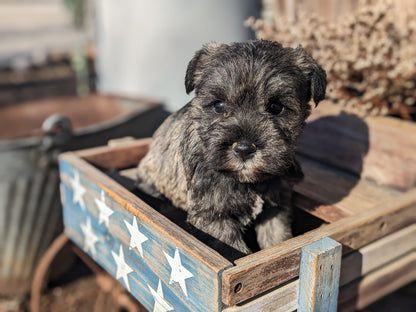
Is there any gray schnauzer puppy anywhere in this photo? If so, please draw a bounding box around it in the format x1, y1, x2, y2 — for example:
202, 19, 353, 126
136, 40, 326, 255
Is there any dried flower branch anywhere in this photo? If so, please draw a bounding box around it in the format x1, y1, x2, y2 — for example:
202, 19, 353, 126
247, 0, 416, 119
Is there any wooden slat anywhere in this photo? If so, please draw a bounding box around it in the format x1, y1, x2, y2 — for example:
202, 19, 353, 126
298, 103, 416, 191
221, 189, 416, 306
298, 238, 342, 312
74, 138, 152, 170
293, 196, 349, 223
363, 116, 416, 191
294, 156, 400, 218
223, 280, 299, 312
59, 153, 232, 312
340, 224, 416, 286
338, 251, 416, 311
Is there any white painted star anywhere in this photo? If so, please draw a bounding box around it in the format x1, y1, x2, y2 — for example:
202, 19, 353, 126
69, 171, 86, 210
94, 190, 114, 227
148, 279, 174, 312
111, 245, 133, 291
80, 218, 99, 257
163, 248, 194, 297
124, 217, 148, 258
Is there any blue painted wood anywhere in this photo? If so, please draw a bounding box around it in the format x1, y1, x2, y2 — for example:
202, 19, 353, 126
59, 156, 231, 312
298, 237, 342, 312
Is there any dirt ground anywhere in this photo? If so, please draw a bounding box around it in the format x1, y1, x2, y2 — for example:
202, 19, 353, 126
0, 255, 145, 312
0, 276, 98, 312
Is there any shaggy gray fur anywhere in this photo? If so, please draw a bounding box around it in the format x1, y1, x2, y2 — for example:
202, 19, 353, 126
136, 40, 326, 254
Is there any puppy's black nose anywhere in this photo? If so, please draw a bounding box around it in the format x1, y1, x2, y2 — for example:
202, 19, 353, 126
232, 141, 256, 160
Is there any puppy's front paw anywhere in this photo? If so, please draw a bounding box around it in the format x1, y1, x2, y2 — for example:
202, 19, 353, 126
229, 239, 252, 255
187, 211, 252, 254
255, 210, 293, 249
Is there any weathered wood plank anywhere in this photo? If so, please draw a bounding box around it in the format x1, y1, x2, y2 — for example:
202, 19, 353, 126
59, 152, 232, 312
222, 189, 416, 306
298, 238, 342, 312
74, 138, 152, 170
340, 224, 416, 286
293, 195, 349, 223
223, 280, 299, 312
338, 251, 416, 311
295, 156, 400, 217
298, 102, 416, 190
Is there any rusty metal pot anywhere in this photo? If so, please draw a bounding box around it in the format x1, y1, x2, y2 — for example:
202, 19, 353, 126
0, 94, 168, 296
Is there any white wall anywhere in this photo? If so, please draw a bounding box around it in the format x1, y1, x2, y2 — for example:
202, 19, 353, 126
94, 0, 259, 111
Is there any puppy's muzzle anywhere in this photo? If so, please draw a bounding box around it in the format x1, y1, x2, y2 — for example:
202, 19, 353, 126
232, 141, 257, 161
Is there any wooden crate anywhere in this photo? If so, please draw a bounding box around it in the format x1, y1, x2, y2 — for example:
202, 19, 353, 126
59, 103, 416, 311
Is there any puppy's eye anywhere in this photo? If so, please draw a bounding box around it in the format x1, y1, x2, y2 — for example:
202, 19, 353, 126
213, 101, 227, 114
268, 101, 284, 115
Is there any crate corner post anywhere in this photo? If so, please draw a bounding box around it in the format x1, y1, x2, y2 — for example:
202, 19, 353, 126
298, 237, 342, 312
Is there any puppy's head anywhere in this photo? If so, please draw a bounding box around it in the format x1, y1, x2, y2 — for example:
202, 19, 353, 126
185, 40, 326, 183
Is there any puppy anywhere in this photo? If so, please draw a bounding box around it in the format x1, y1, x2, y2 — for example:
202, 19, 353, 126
136, 40, 326, 255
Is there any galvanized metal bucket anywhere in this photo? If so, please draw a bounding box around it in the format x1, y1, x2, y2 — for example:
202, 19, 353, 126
0, 94, 168, 296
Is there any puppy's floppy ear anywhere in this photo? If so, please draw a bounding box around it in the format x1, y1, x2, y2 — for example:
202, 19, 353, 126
295, 45, 327, 106
185, 42, 218, 94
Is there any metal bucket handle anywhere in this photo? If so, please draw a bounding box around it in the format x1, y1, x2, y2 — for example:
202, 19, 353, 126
38, 114, 73, 168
